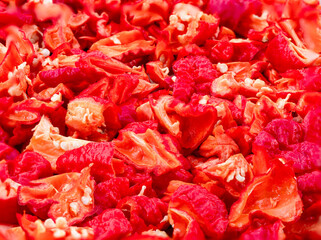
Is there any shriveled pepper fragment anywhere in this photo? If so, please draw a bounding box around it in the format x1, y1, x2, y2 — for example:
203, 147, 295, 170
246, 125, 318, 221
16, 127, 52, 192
19, 213, 94, 240
169, 184, 228, 239
10, 151, 53, 185
65, 96, 121, 140
150, 94, 217, 150
229, 161, 303, 229
117, 195, 168, 233
87, 209, 132, 240
25, 116, 90, 170
56, 142, 117, 182
197, 154, 253, 197
90, 30, 155, 62
18, 166, 95, 224
114, 129, 183, 176
0, 178, 20, 224
265, 33, 319, 73
168, 208, 205, 240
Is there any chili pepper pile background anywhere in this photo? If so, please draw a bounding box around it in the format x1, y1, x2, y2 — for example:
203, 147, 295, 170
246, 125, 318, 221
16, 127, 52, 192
0, 0, 321, 239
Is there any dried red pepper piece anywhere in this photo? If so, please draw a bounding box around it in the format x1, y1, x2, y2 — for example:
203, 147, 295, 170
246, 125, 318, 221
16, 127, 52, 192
264, 119, 304, 150
281, 142, 321, 174
76, 51, 145, 79
303, 107, 321, 145
168, 208, 205, 240
94, 177, 130, 212
43, 25, 79, 51
0, 178, 19, 224
172, 55, 219, 101
121, 0, 169, 27
56, 142, 115, 182
18, 167, 95, 224
150, 94, 217, 150
65, 96, 121, 140
197, 154, 253, 197
206, 0, 262, 32
169, 184, 228, 239
265, 33, 319, 73
229, 161, 303, 229
238, 212, 286, 240
284, 200, 321, 239
18, 213, 94, 240
25, 116, 90, 170
90, 30, 155, 62
0, 43, 23, 80
117, 195, 168, 233
297, 170, 321, 195
114, 129, 183, 176
87, 209, 132, 240
10, 151, 52, 185
199, 125, 240, 160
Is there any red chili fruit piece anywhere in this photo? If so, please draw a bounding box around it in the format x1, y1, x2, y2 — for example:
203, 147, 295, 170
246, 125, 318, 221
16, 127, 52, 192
56, 142, 115, 182
87, 209, 132, 240
169, 184, 228, 239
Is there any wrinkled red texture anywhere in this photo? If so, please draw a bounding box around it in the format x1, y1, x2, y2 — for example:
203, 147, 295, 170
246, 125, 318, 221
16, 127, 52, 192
264, 119, 304, 150
206, 0, 262, 30
39, 67, 91, 92
0, 142, 19, 161
108, 74, 139, 105
265, 33, 317, 72
56, 142, 115, 182
117, 195, 168, 233
94, 177, 130, 212
10, 151, 52, 185
169, 184, 228, 239
284, 66, 321, 91
303, 107, 321, 145
297, 171, 321, 193
281, 142, 321, 174
150, 94, 217, 150
114, 128, 184, 176
172, 55, 219, 101
88, 209, 132, 240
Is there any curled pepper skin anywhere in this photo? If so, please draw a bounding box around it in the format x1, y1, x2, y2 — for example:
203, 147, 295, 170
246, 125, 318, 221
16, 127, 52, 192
1, 0, 321, 239
169, 184, 228, 239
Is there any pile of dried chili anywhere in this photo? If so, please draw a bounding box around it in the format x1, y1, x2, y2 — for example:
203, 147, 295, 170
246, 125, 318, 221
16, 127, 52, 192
0, 0, 320, 239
